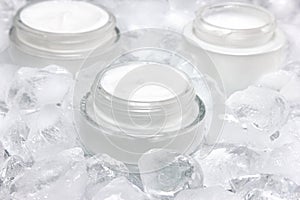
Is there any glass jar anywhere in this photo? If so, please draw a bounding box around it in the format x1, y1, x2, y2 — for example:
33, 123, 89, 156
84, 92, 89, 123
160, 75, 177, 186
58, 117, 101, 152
80, 61, 206, 165
74, 29, 226, 165
9, 0, 118, 74
184, 2, 286, 94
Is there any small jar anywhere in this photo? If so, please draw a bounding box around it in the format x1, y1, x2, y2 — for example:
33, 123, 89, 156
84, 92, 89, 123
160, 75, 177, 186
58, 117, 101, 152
79, 61, 206, 165
9, 0, 118, 74
184, 2, 286, 94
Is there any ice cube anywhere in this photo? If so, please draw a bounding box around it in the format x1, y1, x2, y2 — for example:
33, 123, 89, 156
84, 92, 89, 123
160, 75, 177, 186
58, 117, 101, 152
175, 186, 241, 200
0, 0, 26, 28
128, 172, 144, 191
194, 144, 260, 189
164, 11, 194, 31
226, 86, 290, 133
85, 153, 129, 199
91, 177, 149, 200
28, 162, 88, 200
257, 70, 296, 91
230, 174, 300, 200
0, 0, 26, 52
138, 149, 203, 198
284, 61, 300, 77
0, 113, 33, 164
281, 24, 300, 63
253, 0, 300, 21
169, 0, 203, 13
111, 0, 169, 31
7, 65, 73, 112
280, 76, 300, 112
0, 64, 18, 103
258, 142, 300, 185
0, 155, 25, 198
0, 22, 9, 53
0, 140, 8, 165
0, 155, 25, 183
220, 113, 299, 151
24, 104, 77, 160
12, 147, 85, 199
0, 0, 26, 53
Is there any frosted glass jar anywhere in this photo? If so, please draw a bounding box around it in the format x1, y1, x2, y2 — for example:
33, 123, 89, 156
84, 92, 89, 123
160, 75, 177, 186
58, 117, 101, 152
74, 29, 226, 165
79, 61, 206, 165
184, 2, 286, 94
9, 0, 118, 74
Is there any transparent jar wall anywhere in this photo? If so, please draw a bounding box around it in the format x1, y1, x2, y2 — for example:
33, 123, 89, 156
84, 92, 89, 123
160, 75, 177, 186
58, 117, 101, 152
73, 29, 226, 165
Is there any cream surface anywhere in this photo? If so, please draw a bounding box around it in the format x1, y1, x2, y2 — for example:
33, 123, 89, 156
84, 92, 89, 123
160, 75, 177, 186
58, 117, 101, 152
20, 1, 109, 33
205, 9, 267, 29
100, 62, 191, 102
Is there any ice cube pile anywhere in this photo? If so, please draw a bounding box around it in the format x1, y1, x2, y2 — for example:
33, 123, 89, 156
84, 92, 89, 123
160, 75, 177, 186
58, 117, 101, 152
1, 0, 300, 199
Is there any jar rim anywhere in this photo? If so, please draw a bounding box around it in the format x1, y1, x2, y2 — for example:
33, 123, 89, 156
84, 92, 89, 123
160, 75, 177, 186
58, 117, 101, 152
14, 0, 115, 35
193, 2, 277, 48
195, 2, 276, 32
10, 0, 118, 59
92, 61, 195, 104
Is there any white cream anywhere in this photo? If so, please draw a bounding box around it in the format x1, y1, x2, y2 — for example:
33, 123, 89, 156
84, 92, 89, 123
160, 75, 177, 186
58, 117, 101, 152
20, 1, 110, 33
205, 10, 267, 29
100, 62, 190, 102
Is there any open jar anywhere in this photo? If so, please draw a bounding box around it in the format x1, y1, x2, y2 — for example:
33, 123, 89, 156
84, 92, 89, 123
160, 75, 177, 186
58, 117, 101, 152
9, 0, 118, 74
184, 2, 286, 94
74, 29, 226, 165
79, 61, 206, 164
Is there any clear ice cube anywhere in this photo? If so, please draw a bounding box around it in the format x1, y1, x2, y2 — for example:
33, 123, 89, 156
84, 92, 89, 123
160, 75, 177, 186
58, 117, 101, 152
0, 22, 9, 53
175, 186, 242, 200
0, 140, 8, 165
27, 162, 88, 200
280, 76, 300, 112
0, 64, 18, 102
85, 153, 129, 199
0, 0, 26, 28
138, 149, 203, 198
194, 144, 260, 189
0, 0, 26, 53
283, 61, 300, 77
0, 155, 25, 198
257, 70, 296, 91
24, 104, 77, 160
220, 113, 299, 151
0, 155, 25, 184
91, 177, 149, 200
226, 86, 290, 133
253, 0, 300, 21
7, 65, 73, 112
111, 0, 169, 31
0, 113, 33, 164
230, 174, 300, 200
258, 142, 300, 185
12, 147, 85, 199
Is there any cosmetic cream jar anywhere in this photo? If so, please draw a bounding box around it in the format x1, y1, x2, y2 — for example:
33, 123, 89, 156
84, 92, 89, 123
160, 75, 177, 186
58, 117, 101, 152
74, 29, 226, 165
9, 0, 118, 74
79, 61, 206, 165
184, 2, 286, 94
